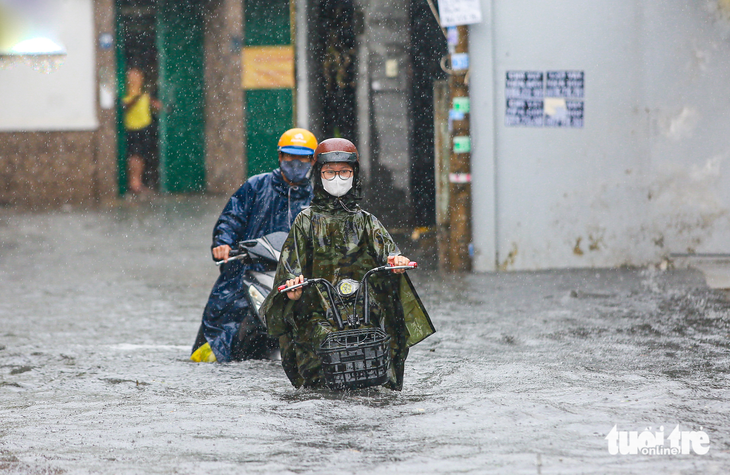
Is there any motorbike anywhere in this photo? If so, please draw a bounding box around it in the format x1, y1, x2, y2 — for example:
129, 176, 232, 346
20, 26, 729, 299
278, 261, 418, 390
193, 231, 287, 361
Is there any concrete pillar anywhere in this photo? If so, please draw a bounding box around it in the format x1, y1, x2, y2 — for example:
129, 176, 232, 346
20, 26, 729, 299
469, 0, 497, 272
204, 0, 245, 194
93, 0, 119, 204
295, 0, 310, 130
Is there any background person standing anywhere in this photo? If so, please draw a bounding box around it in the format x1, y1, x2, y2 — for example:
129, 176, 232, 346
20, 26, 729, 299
122, 67, 161, 194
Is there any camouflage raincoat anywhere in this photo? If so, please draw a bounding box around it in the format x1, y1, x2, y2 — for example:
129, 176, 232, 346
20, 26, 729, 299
261, 181, 435, 390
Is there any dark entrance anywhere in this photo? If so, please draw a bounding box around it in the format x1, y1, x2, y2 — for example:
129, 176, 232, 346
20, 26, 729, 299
116, 0, 206, 194
310, 0, 444, 228
409, 0, 447, 227
116, 0, 160, 193
314, 0, 357, 140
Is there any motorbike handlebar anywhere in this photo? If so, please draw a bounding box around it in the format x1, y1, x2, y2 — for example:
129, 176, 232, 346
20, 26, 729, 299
214, 248, 247, 266
277, 262, 417, 293
278, 279, 310, 293
387, 262, 417, 270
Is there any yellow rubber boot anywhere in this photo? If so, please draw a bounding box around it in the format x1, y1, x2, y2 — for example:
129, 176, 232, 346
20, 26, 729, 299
190, 342, 217, 363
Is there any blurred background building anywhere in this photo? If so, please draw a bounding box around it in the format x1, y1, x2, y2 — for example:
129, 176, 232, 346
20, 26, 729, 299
469, 1, 730, 271
1, 0, 729, 271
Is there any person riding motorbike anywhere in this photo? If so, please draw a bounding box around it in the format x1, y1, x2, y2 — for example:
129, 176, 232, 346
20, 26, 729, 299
260, 138, 435, 390
191, 128, 318, 363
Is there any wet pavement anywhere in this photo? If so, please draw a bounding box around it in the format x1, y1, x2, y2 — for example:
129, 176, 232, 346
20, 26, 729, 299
1, 196, 729, 474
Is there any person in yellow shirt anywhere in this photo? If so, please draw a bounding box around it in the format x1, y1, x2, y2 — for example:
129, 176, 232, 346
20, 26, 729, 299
122, 67, 162, 194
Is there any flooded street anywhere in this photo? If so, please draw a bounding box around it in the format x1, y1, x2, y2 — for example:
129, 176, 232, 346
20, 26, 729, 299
1, 197, 729, 474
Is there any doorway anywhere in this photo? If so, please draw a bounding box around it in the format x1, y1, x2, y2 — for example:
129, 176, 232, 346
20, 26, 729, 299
308, 0, 444, 228
315, 0, 357, 140
409, 0, 446, 227
116, 0, 206, 195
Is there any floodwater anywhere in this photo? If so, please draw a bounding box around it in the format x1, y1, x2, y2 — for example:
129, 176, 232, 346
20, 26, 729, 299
1, 197, 729, 474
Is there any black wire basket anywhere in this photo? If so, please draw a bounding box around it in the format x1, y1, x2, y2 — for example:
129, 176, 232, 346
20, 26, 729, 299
317, 327, 391, 390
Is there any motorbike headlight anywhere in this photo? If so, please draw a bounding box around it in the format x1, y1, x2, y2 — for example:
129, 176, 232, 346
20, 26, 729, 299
248, 285, 266, 313
336, 279, 359, 299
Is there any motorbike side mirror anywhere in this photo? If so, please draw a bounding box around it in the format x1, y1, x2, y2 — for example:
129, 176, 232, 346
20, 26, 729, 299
237, 240, 258, 252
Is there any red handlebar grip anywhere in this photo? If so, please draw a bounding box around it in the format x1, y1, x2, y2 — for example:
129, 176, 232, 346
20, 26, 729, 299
388, 261, 418, 268
278, 284, 287, 292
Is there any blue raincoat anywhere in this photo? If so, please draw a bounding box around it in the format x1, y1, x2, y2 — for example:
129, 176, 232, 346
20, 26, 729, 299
196, 169, 313, 362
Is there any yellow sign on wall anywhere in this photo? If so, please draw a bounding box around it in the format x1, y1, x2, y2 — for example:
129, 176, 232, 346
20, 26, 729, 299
242, 45, 295, 90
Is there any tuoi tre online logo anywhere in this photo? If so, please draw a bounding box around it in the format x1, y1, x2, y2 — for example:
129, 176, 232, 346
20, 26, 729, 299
606, 425, 710, 455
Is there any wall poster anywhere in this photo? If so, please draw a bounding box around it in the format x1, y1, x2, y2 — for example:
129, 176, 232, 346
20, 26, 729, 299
505, 70, 584, 128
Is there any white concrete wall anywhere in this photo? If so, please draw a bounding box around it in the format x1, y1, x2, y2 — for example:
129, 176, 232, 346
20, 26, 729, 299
0, 0, 97, 131
470, 0, 730, 271
643, 2, 730, 257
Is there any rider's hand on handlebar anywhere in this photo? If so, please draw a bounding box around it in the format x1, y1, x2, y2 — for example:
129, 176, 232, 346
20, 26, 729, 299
212, 244, 231, 262
388, 255, 410, 274
286, 275, 305, 300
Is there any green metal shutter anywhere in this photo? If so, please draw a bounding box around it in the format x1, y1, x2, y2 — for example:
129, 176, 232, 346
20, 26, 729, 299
244, 0, 294, 178
156, 0, 206, 192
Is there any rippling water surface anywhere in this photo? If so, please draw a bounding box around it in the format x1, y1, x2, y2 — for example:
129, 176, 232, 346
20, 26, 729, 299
1, 198, 728, 474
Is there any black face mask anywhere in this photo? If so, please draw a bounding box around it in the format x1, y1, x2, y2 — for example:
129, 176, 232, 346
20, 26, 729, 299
280, 160, 312, 184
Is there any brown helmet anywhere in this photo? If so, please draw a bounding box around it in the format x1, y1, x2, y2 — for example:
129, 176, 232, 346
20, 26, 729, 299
314, 138, 359, 165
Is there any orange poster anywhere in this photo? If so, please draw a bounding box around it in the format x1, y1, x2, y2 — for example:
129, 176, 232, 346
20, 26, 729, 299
242, 45, 295, 90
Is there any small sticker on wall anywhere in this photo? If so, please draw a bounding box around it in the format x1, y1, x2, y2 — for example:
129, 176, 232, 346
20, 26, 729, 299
451, 53, 469, 71
449, 173, 472, 183
449, 110, 465, 121
447, 27, 459, 46
453, 136, 471, 153
99, 33, 113, 50
452, 96, 470, 113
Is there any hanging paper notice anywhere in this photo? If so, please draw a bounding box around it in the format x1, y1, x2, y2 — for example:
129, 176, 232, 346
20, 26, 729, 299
545, 71, 584, 98
505, 70, 585, 128
505, 71, 544, 99
438, 0, 483, 27
544, 98, 584, 127
505, 99, 544, 127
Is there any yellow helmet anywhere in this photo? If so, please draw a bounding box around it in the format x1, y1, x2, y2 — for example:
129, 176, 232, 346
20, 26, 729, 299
277, 128, 317, 156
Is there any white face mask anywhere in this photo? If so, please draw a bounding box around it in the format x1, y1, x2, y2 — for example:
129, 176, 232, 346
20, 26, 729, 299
322, 175, 353, 197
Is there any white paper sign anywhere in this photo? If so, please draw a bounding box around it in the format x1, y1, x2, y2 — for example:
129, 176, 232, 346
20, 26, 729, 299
438, 0, 483, 27
100, 85, 116, 110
